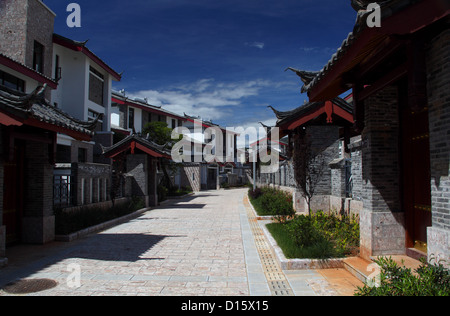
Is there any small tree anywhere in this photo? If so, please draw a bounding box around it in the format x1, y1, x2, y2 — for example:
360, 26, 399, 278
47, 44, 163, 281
142, 121, 174, 146
292, 128, 327, 217
142, 121, 178, 190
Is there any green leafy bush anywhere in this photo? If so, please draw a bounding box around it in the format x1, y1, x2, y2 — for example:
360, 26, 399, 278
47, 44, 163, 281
355, 257, 450, 296
55, 197, 145, 235
311, 211, 360, 256
268, 211, 360, 259
248, 187, 294, 221
286, 215, 325, 248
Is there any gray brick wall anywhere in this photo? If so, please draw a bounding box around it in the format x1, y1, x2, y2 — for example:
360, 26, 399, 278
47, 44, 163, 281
361, 86, 401, 213
25, 0, 54, 79
307, 125, 341, 196
349, 136, 363, 201
0, 0, 54, 79
126, 155, 148, 197
22, 139, 55, 244
427, 29, 450, 264
359, 85, 405, 259
427, 29, 450, 231
0, 0, 28, 64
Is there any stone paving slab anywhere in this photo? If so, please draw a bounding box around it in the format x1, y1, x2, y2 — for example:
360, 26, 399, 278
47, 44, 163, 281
0, 188, 361, 297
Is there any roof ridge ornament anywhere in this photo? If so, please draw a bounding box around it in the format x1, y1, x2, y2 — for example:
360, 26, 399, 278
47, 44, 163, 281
285, 68, 320, 93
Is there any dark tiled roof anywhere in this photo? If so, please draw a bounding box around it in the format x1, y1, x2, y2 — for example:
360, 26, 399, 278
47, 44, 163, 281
101, 133, 172, 158
0, 84, 98, 136
285, 68, 319, 93
269, 97, 352, 126
303, 0, 417, 95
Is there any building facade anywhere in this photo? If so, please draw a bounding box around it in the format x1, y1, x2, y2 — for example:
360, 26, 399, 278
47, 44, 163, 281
300, 0, 450, 264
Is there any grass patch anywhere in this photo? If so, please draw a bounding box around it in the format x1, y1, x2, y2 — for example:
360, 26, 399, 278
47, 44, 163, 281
267, 222, 337, 259
265, 211, 360, 260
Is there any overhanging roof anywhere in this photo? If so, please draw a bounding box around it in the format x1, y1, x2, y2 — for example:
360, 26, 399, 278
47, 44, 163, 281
112, 91, 186, 121
270, 97, 354, 132
53, 34, 122, 81
0, 84, 97, 141
102, 134, 172, 159
0, 53, 58, 89
303, 0, 450, 101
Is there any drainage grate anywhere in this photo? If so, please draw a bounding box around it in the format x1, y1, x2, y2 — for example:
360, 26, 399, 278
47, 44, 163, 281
1, 279, 58, 295
244, 197, 294, 296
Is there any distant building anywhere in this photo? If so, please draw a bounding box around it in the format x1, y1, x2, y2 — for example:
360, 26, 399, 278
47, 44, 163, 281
52, 34, 122, 165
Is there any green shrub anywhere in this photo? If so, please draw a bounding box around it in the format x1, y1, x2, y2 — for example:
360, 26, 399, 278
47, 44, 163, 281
311, 211, 360, 256
248, 187, 295, 221
267, 222, 336, 259
269, 211, 360, 259
55, 197, 145, 235
355, 257, 450, 296
286, 215, 324, 248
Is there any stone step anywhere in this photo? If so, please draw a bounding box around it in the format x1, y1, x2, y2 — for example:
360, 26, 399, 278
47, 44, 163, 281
343, 257, 373, 284
343, 255, 423, 285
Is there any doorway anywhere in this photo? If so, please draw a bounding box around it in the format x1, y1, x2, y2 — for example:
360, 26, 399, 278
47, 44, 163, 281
2, 141, 25, 245
401, 93, 432, 253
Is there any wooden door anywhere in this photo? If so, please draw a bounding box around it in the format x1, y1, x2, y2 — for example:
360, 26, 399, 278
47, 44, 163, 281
2, 143, 25, 245
401, 105, 432, 252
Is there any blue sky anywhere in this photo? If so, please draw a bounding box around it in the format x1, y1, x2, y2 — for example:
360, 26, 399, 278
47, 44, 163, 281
45, 0, 356, 133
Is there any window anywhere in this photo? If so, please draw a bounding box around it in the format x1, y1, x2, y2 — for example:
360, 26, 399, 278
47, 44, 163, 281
172, 119, 176, 129
89, 66, 104, 106
33, 41, 44, 73
88, 109, 103, 132
128, 108, 135, 130
0, 70, 25, 92
54, 54, 61, 81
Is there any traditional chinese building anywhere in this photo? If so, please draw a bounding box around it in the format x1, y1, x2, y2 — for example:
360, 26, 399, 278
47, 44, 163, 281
101, 134, 172, 207
298, 0, 450, 263
0, 84, 97, 264
266, 95, 357, 214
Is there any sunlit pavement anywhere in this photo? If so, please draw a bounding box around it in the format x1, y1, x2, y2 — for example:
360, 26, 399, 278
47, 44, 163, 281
0, 188, 362, 296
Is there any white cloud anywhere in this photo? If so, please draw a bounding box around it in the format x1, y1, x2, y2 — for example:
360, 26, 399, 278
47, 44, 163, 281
127, 78, 272, 122
245, 42, 265, 49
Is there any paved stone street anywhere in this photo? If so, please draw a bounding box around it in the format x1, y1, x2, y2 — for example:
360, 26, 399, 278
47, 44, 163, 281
0, 189, 362, 296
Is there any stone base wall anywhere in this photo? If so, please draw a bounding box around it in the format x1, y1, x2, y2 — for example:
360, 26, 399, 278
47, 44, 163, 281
427, 227, 449, 268
22, 215, 55, 244
180, 164, 201, 192
360, 209, 406, 260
